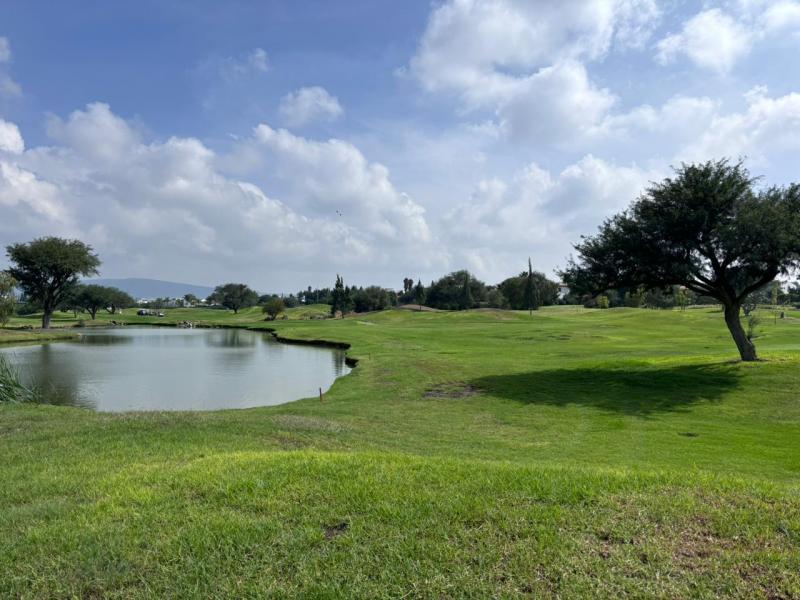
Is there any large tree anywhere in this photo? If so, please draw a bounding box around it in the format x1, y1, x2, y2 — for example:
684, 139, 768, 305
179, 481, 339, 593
210, 283, 258, 314
6, 237, 101, 329
561, 160, 800, 361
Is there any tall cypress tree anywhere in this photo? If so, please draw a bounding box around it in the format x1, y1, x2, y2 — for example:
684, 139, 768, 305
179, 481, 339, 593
523, 257, 539, 315
461, 272, 473, 310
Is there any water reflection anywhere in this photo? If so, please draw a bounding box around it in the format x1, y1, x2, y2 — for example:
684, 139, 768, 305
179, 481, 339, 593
0, 327, 351, 412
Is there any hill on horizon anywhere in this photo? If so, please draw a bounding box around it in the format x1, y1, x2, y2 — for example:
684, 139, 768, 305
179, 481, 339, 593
85, 278, 214, 300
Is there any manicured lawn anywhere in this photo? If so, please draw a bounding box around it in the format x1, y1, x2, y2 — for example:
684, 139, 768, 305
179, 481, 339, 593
1, 306, 799, 598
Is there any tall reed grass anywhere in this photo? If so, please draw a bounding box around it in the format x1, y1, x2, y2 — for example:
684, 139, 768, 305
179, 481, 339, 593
0, 354, 35, 403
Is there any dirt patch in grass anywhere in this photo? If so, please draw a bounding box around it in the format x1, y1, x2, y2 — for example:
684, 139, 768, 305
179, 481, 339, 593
424, 383, 480, 399
323, 521, 349, 539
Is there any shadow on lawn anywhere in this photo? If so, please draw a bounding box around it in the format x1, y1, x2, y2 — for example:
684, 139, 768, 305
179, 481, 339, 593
471, 363, 740, 417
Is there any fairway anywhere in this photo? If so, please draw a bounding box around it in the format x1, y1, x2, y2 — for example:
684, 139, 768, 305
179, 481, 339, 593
2, 306, 800, 598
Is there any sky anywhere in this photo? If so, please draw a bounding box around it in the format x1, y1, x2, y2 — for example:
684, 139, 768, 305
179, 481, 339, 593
1, 0, 799, 293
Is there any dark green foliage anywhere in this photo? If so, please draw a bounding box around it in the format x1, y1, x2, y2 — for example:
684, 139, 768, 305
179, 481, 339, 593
352, 286, 395, 313
5, 237, 101, 329
460, 272, 473, 310
330, 275, 352, 317
0, 273, 16, 326
183, 294, 199, 306
484, 287, 509, 309
299, 286, 333, 305
262, 297, 286, 320
413, 279, 426, 309
562, 159, 800, 361
210, 283, 259, 314
64, 285, 135, 320
73, 285, 108, 320
426, 270, 486, 310
498, 270, 559, 310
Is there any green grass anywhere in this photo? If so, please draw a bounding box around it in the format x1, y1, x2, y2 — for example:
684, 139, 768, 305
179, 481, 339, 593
2, 306, 800, 598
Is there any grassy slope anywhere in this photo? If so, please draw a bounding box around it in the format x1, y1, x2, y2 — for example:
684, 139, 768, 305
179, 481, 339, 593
1, 306, 799, 598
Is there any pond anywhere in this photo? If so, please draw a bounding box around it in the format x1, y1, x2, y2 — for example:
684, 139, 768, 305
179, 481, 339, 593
0, 327, 351, 412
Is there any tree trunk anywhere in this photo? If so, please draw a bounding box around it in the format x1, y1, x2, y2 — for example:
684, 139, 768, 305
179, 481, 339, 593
724, 303, 758, 361
42, 310, 52, 330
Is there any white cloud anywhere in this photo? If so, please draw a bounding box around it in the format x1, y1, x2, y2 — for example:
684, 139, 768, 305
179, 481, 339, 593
761, 1, 800, 32
279, 86, 344, 127
0, 119, 24, 153
242, 124, 437, 250
655, 9, 752, 74
0, 36, 21, 98
443, 156, 659, 279
498, 60, 616, 142
0, 104, 444, 288
680, 87, 800, 164
407, 0, 658, 143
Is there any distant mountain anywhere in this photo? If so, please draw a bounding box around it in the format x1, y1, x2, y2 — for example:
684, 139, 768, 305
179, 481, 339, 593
85, 278, 214, 300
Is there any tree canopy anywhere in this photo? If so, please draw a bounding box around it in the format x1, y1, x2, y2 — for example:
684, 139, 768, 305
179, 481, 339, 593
0, 273, 16, 326
5, 237, 101, 329
210, 283, 259, 314
69, 285, 134, 319
499, 265, 559, 311
426, 270, 486, 310
561, 160, 800, 361
262, 297, 286, 321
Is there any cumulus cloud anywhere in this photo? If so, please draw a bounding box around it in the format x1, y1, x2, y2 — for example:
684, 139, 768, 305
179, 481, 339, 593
761, 1, 800, 32
655, 9, 752, 73
0, 104, 444, 288
654, 2, 800, 74
406, 0, 659, 143
279, 86, 344, 127
498, 60, 615, 142
443, 156, 659, 279
0, 119, 24, 153
679, 87, 800, 164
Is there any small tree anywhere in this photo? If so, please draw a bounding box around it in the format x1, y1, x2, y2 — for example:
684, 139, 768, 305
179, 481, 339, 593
210, 283, 259, 314
262, 297, 286, 321
562, 160, 800, 361
675, 287, 689, 311
184, 293, 199, 306
105, 288, 135, 314
74, 285, 110, 320
413, 279, 426, 311
0, 273, 16, 326
597, 295, 610, 309
460, 272, 473, 310
6, 237, 101, 329
330, 275, 353, 317
523, 257, 540, 315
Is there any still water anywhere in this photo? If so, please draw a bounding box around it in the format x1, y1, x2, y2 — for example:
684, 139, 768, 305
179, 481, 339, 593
0, 327, 351, 412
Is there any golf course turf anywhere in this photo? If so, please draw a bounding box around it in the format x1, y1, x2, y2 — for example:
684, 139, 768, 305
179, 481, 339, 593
1, 306, 799, 598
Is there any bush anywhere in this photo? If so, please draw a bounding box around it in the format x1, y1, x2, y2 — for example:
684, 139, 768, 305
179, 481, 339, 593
597, 295, 610, 309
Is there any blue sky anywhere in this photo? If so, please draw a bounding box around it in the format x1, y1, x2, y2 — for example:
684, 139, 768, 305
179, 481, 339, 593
1, 0, 799, 292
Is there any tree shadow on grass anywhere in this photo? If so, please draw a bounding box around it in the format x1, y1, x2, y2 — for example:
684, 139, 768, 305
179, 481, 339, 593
471, 363, 741, 417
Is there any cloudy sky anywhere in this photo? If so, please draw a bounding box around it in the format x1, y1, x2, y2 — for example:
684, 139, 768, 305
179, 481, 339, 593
1, 0, 799, 292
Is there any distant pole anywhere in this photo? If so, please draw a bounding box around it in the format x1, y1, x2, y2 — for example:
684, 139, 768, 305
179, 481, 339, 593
319, 387, 323, 402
